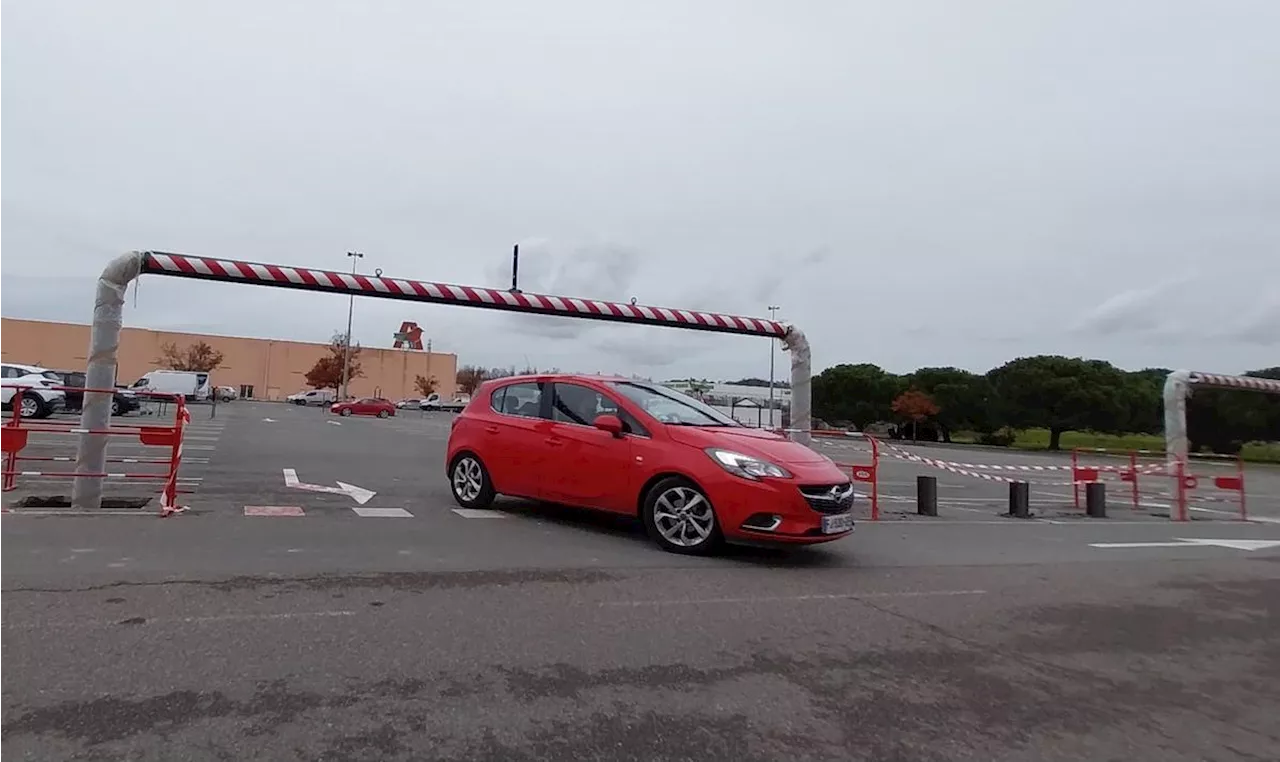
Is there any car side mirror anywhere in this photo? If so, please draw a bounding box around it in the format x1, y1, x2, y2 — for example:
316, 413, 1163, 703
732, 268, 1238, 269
593, 414, 625, 438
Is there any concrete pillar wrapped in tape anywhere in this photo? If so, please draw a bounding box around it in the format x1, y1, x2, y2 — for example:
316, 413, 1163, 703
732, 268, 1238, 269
1162, 369, 1192, 471
781, 325, 811, 448
72, 251, 145, 509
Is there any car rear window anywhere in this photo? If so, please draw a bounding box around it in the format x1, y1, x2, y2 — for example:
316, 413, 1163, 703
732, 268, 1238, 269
491, 382, 542, 418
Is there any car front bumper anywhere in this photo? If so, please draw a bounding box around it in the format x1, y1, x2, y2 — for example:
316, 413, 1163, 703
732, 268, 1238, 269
707, 472, 855, 545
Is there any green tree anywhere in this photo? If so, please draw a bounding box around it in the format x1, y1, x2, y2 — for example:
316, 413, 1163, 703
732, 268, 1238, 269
986, 355, 1130, 450
907, 367, 995, 442
813, 363, 905, 428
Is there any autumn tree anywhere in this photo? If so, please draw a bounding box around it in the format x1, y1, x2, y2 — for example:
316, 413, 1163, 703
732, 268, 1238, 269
414, 374, 439, 397
891, 389, 940, 443
156, 341, 224, 372
303, 333, 363, 394
455, 365, 488, 395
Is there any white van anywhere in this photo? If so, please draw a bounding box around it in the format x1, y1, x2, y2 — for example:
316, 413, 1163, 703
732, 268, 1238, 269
286, 389, 335, 406
132, 370, 213, 402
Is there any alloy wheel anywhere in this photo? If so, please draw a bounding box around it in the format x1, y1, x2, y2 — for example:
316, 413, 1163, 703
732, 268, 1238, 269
652, 486, 715, 548
19, 397, 40, 418
452, 457, 484, 502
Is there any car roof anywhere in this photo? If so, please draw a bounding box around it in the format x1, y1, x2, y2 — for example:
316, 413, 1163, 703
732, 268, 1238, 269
488, 373, 633, 385
5, 363, 51, 373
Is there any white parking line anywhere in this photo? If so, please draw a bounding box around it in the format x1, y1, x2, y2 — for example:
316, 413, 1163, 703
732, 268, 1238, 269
452, 509, 509, 519
352, 507, 414, 518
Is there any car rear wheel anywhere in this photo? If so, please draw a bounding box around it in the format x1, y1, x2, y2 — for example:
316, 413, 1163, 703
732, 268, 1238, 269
19, 396, 46, 419
450, 454, 495, 509
340, 408, 352, 417
110, 399, 122, 416
642, 477, 722, 555
377, 410, 389, 418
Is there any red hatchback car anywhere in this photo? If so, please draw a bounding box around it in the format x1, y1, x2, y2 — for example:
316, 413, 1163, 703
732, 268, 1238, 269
330, 397, 396, 418
445, 374, 855, 554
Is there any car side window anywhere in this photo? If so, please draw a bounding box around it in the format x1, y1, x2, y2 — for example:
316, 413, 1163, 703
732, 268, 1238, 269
617, 409, 650, 438
551, 383, 621, 427
1, 366, 17, 379
492, 382, 542, 418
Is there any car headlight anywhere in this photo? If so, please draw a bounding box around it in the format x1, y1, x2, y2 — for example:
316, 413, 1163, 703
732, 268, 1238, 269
705, 448, 792, 480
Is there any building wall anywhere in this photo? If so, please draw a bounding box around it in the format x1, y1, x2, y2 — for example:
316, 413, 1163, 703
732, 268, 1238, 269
1, 318, 458, 401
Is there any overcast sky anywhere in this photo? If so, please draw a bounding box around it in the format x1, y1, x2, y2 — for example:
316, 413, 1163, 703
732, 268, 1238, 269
3, 0, 1277, 380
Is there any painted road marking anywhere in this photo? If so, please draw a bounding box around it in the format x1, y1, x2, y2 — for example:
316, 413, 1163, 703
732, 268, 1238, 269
452, 508, 509, 519
352, 507, 414, 518
244, 505, 306, 517
1090, 538, 1280, 551
283, 468, 376, 504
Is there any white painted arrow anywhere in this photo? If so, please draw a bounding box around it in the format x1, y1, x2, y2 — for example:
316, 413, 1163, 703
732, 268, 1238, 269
328, 420, 342, 426
282, 468, 376, 504
262, 417, 276, 422
1090, 538, 1280, 552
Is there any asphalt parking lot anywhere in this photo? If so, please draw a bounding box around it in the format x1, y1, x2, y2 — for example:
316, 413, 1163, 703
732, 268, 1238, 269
4, 401, 1279, 760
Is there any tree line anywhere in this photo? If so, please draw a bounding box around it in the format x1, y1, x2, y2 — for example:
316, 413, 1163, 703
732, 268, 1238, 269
813, 356, 1280, 453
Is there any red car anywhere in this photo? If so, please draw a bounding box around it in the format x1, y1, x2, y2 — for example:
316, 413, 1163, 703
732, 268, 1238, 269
330, 397, 396, 418
445, 374, 855, 554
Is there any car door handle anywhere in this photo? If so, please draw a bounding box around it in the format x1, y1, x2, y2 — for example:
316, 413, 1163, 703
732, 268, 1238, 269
485, 426, 500, 434
544, 437, 564, 447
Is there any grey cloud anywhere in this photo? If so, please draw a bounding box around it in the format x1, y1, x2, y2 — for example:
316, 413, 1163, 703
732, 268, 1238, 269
482, 240, 644, 340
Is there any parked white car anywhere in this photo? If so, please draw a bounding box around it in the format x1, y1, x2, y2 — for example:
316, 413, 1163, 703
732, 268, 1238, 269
1, 363, 68, 418
287, 389, 336, 406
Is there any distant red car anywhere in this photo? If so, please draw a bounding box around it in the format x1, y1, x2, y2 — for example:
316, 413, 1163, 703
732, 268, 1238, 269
330, 397, 396, 418
445, 374, 855, 554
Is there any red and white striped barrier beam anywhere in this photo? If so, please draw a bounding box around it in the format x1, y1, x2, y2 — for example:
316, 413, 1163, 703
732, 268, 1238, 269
141, 252, 787, 338
1187, 372, 1280, 394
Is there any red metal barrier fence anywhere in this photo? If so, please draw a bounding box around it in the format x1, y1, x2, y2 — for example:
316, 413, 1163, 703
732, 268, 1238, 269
2, 386, 190, 515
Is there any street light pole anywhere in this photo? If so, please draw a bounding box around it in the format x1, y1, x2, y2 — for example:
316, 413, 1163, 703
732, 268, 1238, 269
767, 305, 780, 429
340, 251, 364, 400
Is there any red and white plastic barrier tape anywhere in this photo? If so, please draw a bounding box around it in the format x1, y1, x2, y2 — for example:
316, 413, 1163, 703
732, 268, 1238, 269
874, 441, 1141, 486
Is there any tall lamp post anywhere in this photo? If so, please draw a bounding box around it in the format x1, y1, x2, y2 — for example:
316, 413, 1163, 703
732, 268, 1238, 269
340, 251, 364, 400
767, 305, 780, 428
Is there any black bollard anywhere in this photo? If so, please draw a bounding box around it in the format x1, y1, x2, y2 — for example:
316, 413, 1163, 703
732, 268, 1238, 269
1008, 481, 1030, 518
1086, 482, 1106, 518
917, 476, 938, 517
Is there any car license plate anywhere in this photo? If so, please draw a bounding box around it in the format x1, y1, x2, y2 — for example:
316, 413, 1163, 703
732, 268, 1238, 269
821, 512, 854, 534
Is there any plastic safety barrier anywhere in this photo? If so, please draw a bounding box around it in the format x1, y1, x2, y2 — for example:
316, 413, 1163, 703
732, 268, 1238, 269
2, 386, 190, 516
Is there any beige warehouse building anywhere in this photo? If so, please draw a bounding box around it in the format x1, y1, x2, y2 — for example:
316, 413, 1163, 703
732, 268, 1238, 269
0, 318, 458, 402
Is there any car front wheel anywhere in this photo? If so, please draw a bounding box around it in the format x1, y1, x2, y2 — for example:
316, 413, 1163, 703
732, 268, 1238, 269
19, 396, 46, 419
450, 454, 495, 509
377, 410, 389, 418
642, 477, 722, 555
340, 408, 352, 417
111, 399, 122, 416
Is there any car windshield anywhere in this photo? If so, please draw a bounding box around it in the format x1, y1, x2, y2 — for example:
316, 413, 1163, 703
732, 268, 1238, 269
608, 382, 738, 427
